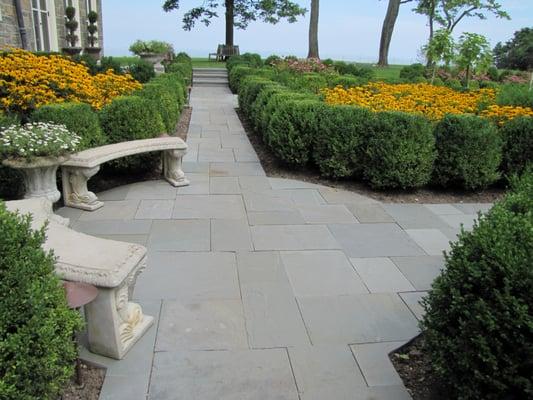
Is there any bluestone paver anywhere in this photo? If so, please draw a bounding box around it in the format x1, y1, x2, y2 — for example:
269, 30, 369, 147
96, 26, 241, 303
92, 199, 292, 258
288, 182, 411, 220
350, 258, 415, 293
148, 219, 210, 251
135, 199, 174, 220
399, 291, 428, 320
351, 341, 405, 387
251, 225, 341, 251
390, 256, 444, 290
405, 228, 451, 255
211, 219, 253, 251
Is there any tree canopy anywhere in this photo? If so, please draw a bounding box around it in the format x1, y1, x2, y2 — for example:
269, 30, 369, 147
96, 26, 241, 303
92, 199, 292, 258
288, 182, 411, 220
163, 0, 306, 31
494, 27, 533, 71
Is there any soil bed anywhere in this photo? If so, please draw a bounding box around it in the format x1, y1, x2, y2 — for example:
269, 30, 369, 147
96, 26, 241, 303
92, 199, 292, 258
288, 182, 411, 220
389, 335, 450, 400
60, 360, 105, 400
237, 110, 505, 204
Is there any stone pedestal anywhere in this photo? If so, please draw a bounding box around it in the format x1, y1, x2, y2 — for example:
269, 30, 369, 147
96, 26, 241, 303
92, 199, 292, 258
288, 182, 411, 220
62, 165, 104, 211
163, 149, 190, 187
3, 156, 68, 203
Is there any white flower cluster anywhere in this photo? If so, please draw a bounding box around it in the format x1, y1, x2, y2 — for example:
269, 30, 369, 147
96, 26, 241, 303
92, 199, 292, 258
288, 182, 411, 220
0, 122, 81, 159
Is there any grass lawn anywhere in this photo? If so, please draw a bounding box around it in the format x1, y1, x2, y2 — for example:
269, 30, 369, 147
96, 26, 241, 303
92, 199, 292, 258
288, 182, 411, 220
112, 56, 140, 66
358, 63, 404, 80
192, 57, 226, 68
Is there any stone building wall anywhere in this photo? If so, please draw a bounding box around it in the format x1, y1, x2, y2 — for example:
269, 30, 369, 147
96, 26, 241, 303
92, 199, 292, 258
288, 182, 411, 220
0, 0, 103, 54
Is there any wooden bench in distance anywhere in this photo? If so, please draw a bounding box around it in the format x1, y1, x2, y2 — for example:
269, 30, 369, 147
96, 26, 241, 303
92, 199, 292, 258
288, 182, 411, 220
6, 198, 153, 360
61, 137, 189, 211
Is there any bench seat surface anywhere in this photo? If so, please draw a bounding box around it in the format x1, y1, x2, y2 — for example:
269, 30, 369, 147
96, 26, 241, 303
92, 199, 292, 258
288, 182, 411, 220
63, 137, 187, 169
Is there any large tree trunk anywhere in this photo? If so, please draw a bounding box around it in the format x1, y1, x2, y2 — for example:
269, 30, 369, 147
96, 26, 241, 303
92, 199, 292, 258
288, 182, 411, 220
426, 1, 436, 67
378, 0, 401, 66
225, 0, 234, 47
307, 0, 319, 59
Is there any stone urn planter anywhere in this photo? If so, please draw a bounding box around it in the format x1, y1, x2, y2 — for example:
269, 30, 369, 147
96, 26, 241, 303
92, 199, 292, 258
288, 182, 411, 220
139, 53, 166, 74
2, 156, 69, 203
84, 47, 101, 61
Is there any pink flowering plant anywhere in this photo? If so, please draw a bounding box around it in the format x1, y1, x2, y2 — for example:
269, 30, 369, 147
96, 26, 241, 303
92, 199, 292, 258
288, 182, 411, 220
0, 122, 80, 160
273, 57, 335, 74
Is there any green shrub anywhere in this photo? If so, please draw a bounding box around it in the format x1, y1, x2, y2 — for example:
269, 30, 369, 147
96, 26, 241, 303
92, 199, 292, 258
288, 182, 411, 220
433, 114, 501, 190
0, 202, 83, 399
399, 63, 427, 81
152, 73, 187, 105
496, 84, 533, 108
238, 76, 277, 117
31, 102, 106, 150
99, 56, 122, 74
137, 83, 180, 134
249, 84, 287, 132
501, 116, 533, 176
445, 78, 463, 91
165, 62, 192, 83
287, 73, 328, 94
313, 105, 373, 178
99, 96, 165, 171
327, 75, 365, 88
332, 61, 376, 80
264, 54, 281, 66
364, 111, 435, 189
227, 53, 263, 72
421, 174, 533, 400
0, 113, 23, 199
229, 65, 256, 93
174, 52, 191, 64
265, 99, 324, 167
257, 90, 310, 138
127, 59, 155, 83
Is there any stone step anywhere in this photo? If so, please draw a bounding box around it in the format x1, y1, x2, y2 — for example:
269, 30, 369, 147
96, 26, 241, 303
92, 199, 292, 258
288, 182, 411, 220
193, 78, 229, 86
193, 72, 228, 79
193, 68, 228, 75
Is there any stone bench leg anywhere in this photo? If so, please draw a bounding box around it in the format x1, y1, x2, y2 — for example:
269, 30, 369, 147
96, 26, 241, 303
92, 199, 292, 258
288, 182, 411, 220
162, 149, 190, 187
62, 166, 104, 211
84, 261, 154, 359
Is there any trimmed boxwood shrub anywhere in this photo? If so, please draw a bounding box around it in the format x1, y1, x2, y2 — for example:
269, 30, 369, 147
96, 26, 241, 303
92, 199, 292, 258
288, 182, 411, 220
238, 76, 278, 117
259, 90, 312, 140
265, 99, 324, 167
229, 65, 254, 93
99, 96, 165, 171
399, 63, 426, 82
227, 53, 263, 73
0, 202, 83, 399
363, 111, 435, 189
30, 102, 106, 150
500, 116, 533, 176
152, 73, 187, 105
165, 62, 192, 83
137, 83, 180, 134
433, 114, 502, 190
249, 85, 290, 133
327, 75, 366, 88
313, 105, 374, 178
421, 173, 533, 400
287, 73, 328, 94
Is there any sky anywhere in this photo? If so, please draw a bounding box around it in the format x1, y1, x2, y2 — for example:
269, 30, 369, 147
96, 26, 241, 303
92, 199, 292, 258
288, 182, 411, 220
102, 0, 533, 64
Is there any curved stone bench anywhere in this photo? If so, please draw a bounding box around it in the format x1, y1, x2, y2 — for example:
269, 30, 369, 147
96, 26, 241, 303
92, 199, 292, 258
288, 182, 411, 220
6, 198, 153, 360
61, 137, 189, 211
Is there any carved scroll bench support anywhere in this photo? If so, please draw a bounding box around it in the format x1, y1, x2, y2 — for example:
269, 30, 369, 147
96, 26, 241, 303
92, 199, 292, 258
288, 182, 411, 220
61, 137, 190, 211
6, 198, 154, 360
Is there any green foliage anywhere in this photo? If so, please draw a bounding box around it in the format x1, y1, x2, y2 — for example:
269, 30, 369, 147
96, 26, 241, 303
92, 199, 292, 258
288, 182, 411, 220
257, 90, 310, 139
421, 173, 533, 400
264, 54, 281, 66
433, 114, 501, 190
129, 40, 172, 55
496, 84, 533, 108
313, 105, 373, 178
0, 113, 23, 199
500, 116, 533, 176
494, 27, 533, 71
332, 61, 376, 80
151, 72, 187, 105
165, 61, 192, 84
226, 53, 263, 73
174, 52, 192, 64
286, 73, 328, 94
0, 203, 83, 399
399, 63, 427, 82
249, 84, 287, 133
98, 96, 165, 171
327, 75, 366, 88
238, 76, 278, 116
127, 59, 155, 83
456, 32, 493, 87
229, 65, 254, 93
137, 82, 180, 134
99, 56, 122, 74
163, 0, 306, 32
30, 102, 106, 150
363, 111, 435, 189
265, 99, 323, 167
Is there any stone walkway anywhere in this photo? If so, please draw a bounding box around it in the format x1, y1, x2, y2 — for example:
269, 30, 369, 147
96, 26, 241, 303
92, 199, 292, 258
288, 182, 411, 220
63, 70, 492, 400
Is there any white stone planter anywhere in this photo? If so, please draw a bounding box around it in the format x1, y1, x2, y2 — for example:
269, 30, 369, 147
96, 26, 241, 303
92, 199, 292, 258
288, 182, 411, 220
3, 156, 69, 203
139, 52, 166, 75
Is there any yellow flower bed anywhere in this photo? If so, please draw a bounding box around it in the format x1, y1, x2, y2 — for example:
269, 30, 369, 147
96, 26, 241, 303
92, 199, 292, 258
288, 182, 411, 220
0, 49, 142, 113
322, 82, 533, 123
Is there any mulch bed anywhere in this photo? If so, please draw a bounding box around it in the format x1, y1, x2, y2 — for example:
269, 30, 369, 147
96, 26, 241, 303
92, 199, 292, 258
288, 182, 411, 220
237, 110, 505, 204
60, 360, 106, 400
389, 335, 450, 400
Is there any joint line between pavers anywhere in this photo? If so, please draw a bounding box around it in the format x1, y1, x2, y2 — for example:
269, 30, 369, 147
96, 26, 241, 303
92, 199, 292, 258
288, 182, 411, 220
398, 291, 423, 321
349, 344, 371, 387
285, 347, 303, 400
234, 252, 252, 350
294, 297, 314, 346
146, 299, 164, 399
